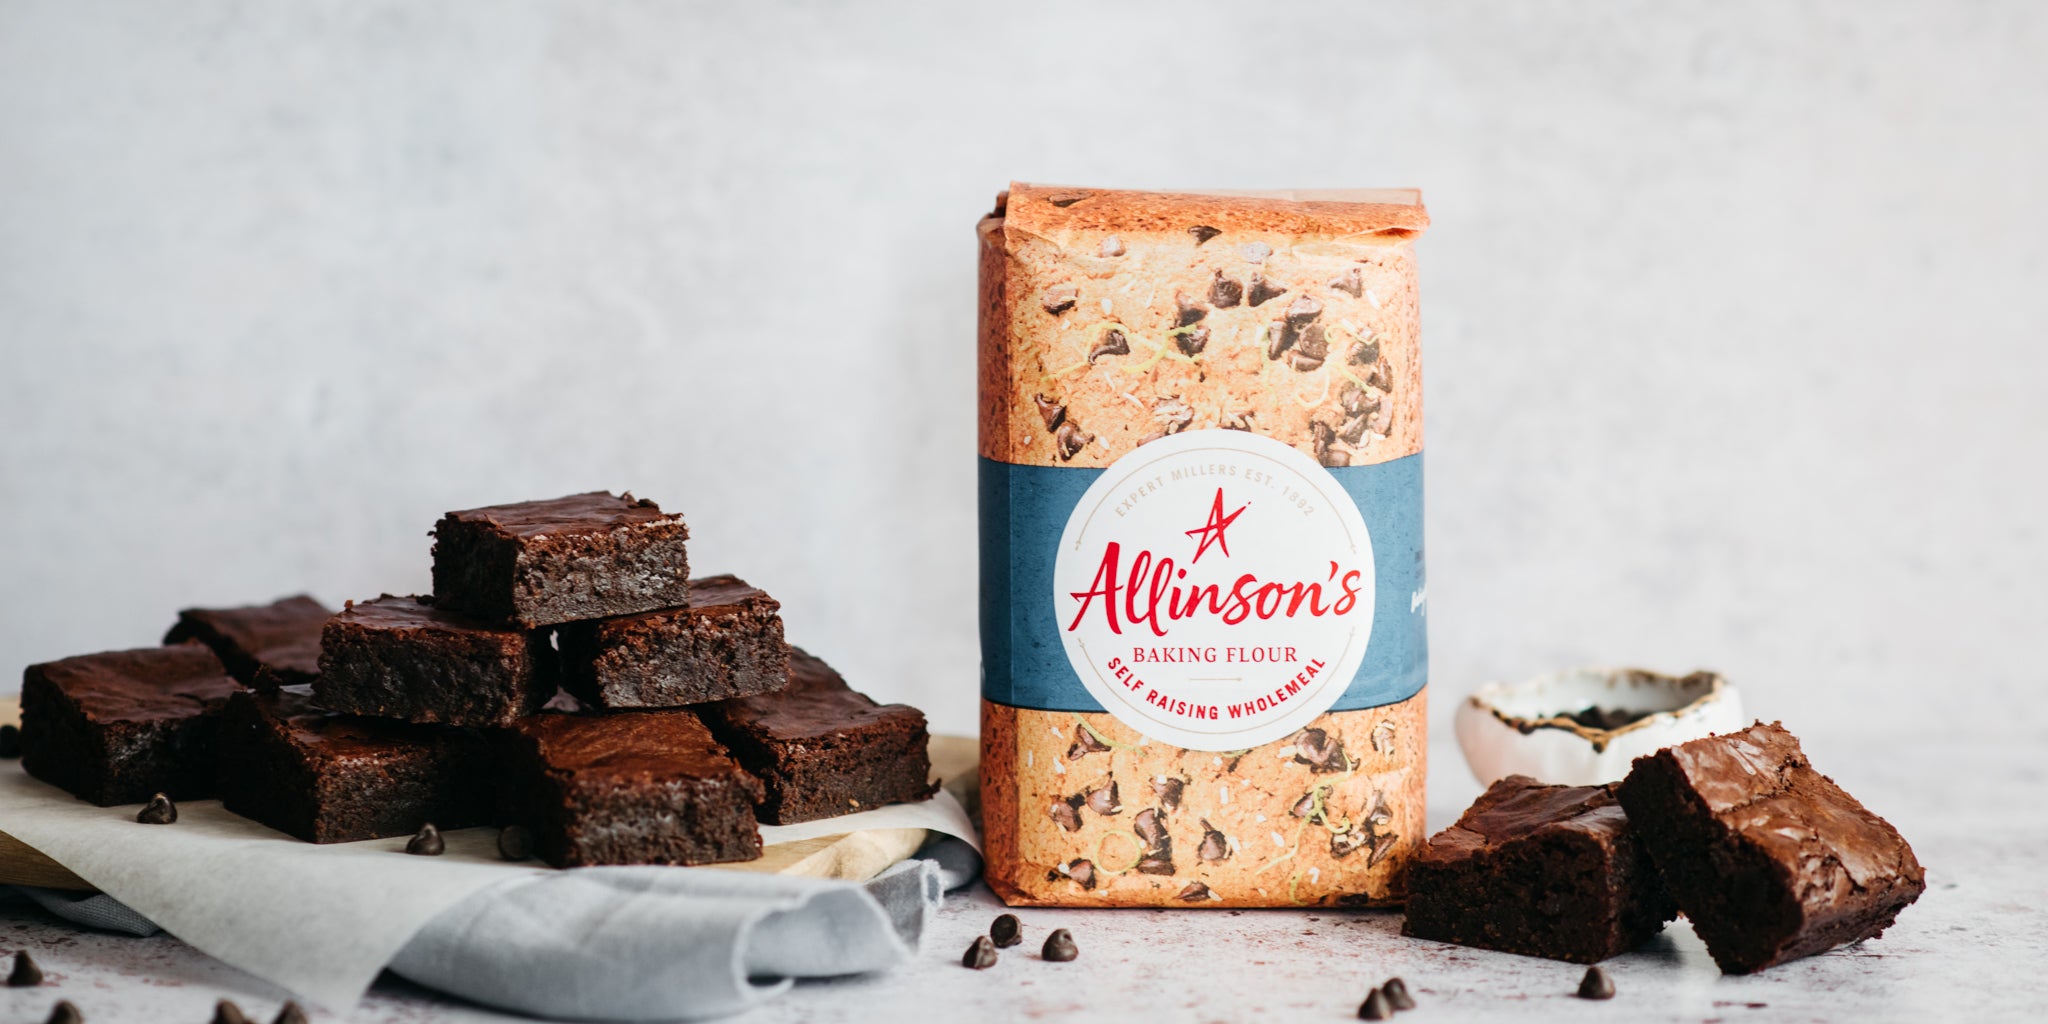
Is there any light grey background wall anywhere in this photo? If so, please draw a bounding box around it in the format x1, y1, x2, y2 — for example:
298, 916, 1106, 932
2, 1, 2042, 751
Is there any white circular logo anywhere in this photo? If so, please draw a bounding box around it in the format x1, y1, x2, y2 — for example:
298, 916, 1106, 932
1052, 429, 1376, 750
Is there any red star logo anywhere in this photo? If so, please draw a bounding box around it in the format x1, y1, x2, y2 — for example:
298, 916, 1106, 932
1185, 488, 1248, 564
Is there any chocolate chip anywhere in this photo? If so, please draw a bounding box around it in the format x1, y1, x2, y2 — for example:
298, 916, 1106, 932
1221, 410, 1255, 431
1197, 819, 1230, 861
1330, 829, 1369, 859
1054, 422, 1094, 461
1382, 977, 1416, 1011
1338, 413, 1371, 446
211, 1000, 250, 1024
1099, 235, 1125, 257
1311, 422, 1349, 467
1357, 986, 1393, 1020
1174, 293, 1208, 328
44, 1001, 82, 1024
1041, 928, 1079, 962
990, 913, 1023, 948
405, 823, 444, 856
1088, 328, 1129, 363
1048, 193, 1086, 208
1050, 795, 1084, 832
1239, 241, 1272, 263
1175, 325, 1210, 356
1577, 966, 1615, 1000
1285, 294, 1324, 325
1287, 324, 1328, 371
497, 825, 534, 861
136, 793, 177, 825
1366, 830, 1400, 868
1041, 284, 1078, 315
1034, 394, 1068, 432
0, 724, 20, 758
1066, 858, 1096, 889
1347, 335, 1381, 367
1340, 382, 1377, 418
1188, 225, 1221, 245
1367, 401, 1393, 438
1208, 270, 1243, 308
1366, 792, 1394, 829
1150, 776, 1184, 812
961, 935, 998, 969
1133, 807, 1168, 847
1247, 272, 1288, 307
9, 951, 43, 986
1266, 322, 1295, 360
1136, 851, 1176, 875
1066, 722, 1111, 759
268, 1004, 308, 1024
1176, 881, 1212, 902
1329, 267, 1364, 297
1085, 780, 1122, 816
1364, 359, 1394, 393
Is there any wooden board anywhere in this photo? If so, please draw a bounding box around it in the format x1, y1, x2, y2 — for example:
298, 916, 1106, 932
0, 696, 978, 891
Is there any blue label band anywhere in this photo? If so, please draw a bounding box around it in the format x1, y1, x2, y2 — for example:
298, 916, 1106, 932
980, 453, 1427, 714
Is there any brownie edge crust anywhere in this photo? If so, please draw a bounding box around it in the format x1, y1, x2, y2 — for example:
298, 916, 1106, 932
1615, 721, 1925, 974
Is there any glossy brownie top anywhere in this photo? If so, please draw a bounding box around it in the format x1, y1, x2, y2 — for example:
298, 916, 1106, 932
241, 686, 454, 756
440, 491, 681, 540
511, 710, 752, 782
1418, 775, 1627, 863
30, 644, 243, 724
165, 594, 331, 677
328, 595, 519, 636
711, 648, 918, 742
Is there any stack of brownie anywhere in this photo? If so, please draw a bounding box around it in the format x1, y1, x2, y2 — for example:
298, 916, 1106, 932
16, 491, 937, 870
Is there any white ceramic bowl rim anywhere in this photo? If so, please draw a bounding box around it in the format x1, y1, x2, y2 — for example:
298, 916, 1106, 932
1466, 667, 1727, 748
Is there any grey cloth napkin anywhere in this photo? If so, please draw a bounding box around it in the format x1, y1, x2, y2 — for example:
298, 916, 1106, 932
13, 837, 981, 1022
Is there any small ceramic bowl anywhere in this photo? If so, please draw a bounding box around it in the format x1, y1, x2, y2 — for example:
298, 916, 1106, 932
1453, 667, 1745, 787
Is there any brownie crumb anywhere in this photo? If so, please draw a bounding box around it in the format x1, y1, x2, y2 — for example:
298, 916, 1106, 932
0, 724, 21, 758
136, 793, 177, 825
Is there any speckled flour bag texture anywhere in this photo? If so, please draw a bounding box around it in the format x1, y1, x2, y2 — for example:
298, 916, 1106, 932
979, 184, 1430, 908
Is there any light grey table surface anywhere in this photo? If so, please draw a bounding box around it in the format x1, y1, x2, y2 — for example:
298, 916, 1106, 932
2, 730, 2040, 1024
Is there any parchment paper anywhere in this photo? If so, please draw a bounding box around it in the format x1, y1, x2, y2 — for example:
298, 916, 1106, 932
0, 762, 977, 1010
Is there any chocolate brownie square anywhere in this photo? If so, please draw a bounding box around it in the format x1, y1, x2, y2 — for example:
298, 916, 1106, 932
163, 594, 332, 687
1402, 774, 1677, 963
431, 491, 690, 628
215, 687, 492, 843
556, 575, 789, 708
20, 645, 245, 805
1615, 721, 1925, 974
313, 595, 554, 727
701, 648, 936, 824
498, 710, 764, 867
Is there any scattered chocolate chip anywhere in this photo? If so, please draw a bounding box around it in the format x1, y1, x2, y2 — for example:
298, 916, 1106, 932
0, 724, 20, 758
1176, 881, 1212, 902
962, 935, 998, 968
1054, 422, 1094, 461
1041, 928, 1079, 962
211, 999, 251, 1024
1337, 413, 1371, 446
1151, 776, 1184, 812
1040, 284, 1078, 315
1208, 270, 1243, 308
1357, 986, 1393, 1020
1347, 335, 1381, 367
1133, 807, 1168, 847
1367, 830, 1401, 868
1239, 241, 1272, 263
1099, 235, 1125, 257
1330, 829, 1370, 859
1085, 780, 1122, 816
1066, 723, 1110, 759
1285, 294, 1324, 325
44, 1001, 82, 1024
1247, 272, 1288, 307
1034, 394, 1068, 433
497, 825, 534, 861
1197, 819, 1230, 862
1066, 858, 1097, 889
1311, 422, 1349, 467
1188, 225, 1221, 245
1137, 851, 1175, 875
405, 823, 444, 856
136, 793, 177, 825
1329, 267, 1364, 297
1364, 359, 1394, 393
1287, 324, 1328, 371
1174, 293, 1208, 328
1088, 328, 1129, 364
990, 913, 1023, 948
1175, 325, 1209, 356
1048, 194, 1086, 208
1577, 966, 1615, 1000
271, 1001, 309, 1024
1382, 977, 1416, 1011
1339, 382, 1377, 418
1295, 729, 1347, 772
9, 950, 43, 986
1049, 795, 1084, 832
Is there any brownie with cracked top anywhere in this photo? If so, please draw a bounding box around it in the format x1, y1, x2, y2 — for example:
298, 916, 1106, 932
498, 710, 764, 867
431, 491, 690, 628
700, 647, 936, 824
215, 686, 492, 843
313, 595, 555, 727
1615, 721, 1924, 974
1403, 774, 1677, 963
557, 574, 789, 708
163, 594, 332, 688
20, 644, 245, 805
